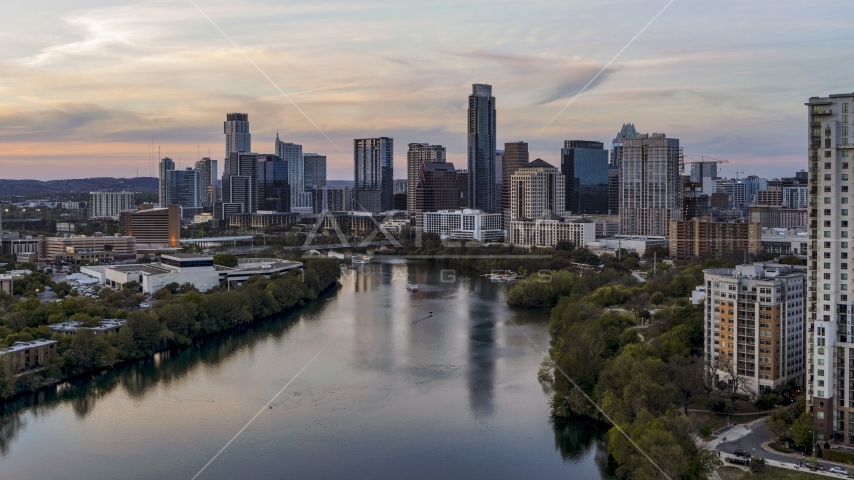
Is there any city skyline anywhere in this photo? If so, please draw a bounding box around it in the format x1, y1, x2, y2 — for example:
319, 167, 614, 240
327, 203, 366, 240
1, 1, 850, 181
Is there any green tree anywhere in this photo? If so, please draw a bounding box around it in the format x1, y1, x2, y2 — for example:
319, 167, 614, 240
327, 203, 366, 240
649, 291, 666, 306
792, 413, 814, 447
767, 405, 796, 441
213, 254, 238, 268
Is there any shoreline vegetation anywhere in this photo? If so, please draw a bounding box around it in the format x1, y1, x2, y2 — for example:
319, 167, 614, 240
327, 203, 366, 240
0, 259, 341, 402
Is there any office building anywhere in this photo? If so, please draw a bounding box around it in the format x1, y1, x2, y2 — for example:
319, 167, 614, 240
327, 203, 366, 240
313, 186, 351, 213
275, 135, 311, 214
501, 141, 529, 225
304, 153, 327, 192
222, 152, 259, 215
168, 168, 201, 213
620, 133, 683, 236
407, 143, 447, 215
224, 113, 250, 158
422, 209, 504, 243
783, 185, 809, 208
37, 235, 136, 262
195, 157, 217, 205
457, 169, 469, 208
415, 162, 459, 227
122, 205, 181, 247
257, 154, 290, 213
467, 84, 498, 212
806, 93, 854, 443
158, 157, 175, 206
495, 150, 504, 185
509, 159, 565, 221
779, 208, 808, 229
703, 263, 806, 398
561, 140, 609, 215
750, 205, 782, 228
354, 137, 394, 213
757, 187, 783, 206
227, 212, 299, 229
607, 166, 620, 216
90, 191, 134, 219
668, 219, 761, 260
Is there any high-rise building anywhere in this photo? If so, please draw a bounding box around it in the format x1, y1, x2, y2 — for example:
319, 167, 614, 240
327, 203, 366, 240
158, 157, 175, 207
354, 137, 394, 213
501, 141, 529, 226
415, 162, 459, 227
619, 133, 683, 236
303, 153, 327, 191
703, 263, 806, 399
608, 124, 638, 218
508, 159, 565, 221
195, 158, 217, 206
122, 205, 181, 247
168, 168, 201, 214
561, 140, 609, 215
275, 135, 311, 213
407, 143, 446, 215
690, 162, 718, 195
468, 84, 498, 212
224, 113, 250, 158
393, 179, 409, 194
257, 154, 290, 213
783, 185, 808, 208
90, 191, 134, 219
222, 152, 259, 215
457, 169, 469, 208
806, 93, 854, 444
495, 150, 504, 185
313, 186, 351, 213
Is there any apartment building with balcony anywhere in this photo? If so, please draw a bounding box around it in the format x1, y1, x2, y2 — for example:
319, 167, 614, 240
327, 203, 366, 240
703, 263, 807, 398
806, 93, 854, 444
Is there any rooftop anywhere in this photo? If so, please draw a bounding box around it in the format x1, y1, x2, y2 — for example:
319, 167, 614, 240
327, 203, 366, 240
109, 264, 172, 275
0, 339, 57, 354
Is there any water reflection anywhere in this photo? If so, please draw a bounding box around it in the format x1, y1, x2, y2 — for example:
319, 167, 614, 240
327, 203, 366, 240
467, 280, 499, 419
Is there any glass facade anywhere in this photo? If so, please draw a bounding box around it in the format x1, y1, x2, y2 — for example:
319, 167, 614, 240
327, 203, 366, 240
259, 155, 290, 212
561, 141, 609, 215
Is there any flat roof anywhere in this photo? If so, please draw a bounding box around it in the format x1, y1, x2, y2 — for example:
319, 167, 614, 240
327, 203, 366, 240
109, 264, 172, 275
1, 339, 57, 354
179, 236, 253, 243
162, 253, 213, 259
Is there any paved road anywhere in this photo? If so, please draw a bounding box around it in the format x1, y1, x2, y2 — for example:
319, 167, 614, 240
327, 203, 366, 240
717, 418, 842, 472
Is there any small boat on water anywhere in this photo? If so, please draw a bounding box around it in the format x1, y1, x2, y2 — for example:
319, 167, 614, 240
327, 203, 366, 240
352, 255, 372, 265
406, 282, 419, 292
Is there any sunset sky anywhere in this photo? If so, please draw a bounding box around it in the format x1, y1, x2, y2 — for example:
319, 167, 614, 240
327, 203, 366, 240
1, 0, 852, 181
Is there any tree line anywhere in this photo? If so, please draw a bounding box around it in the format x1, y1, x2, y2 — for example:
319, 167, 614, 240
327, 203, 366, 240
0, 259, 341, 400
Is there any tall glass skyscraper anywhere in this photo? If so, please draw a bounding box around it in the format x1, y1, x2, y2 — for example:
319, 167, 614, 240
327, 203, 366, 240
224, 113, 250, 158
275, 134, 311, 213
257, 154, 290, 212
468, 84, 498, 212
158, 157, 175, 207
561, 140, 609, 215
354, 137, 394, 213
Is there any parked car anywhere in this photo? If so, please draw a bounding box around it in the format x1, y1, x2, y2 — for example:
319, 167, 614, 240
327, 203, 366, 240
139, 303, 150, 308
733, 449, 751, 458
829, 466, 847, 474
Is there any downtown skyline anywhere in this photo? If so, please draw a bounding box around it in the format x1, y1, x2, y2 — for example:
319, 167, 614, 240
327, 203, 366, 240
0, 0, 852, 180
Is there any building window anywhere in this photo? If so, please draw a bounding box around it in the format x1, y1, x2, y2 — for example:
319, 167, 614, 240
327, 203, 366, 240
825, 231, 832, 237
843, 209, 849, 216
845, 103, 849, 113
826, 174, 833, 181
845, 174, 851, 181
826, 197, 832, 204
827, 151, 833, 157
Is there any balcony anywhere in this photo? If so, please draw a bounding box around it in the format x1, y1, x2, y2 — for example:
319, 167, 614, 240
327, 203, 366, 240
814, 109, 833, 115
812, 121, 823, 127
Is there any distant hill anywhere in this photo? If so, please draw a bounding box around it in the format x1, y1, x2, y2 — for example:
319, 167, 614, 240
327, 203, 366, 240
0, 177, 158, 196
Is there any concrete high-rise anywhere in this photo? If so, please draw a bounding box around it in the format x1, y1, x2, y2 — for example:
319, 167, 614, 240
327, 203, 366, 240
224, 113, 250, 158
354, 137, 394, 213
275, 135, 311, 214
508, 159, 565, 221
158, 157, 175, 207
501, 142, 529, 226
619, 133, 683, 236
222, 152, 259, 214
806, 93, 854, 444
468, 84, 498, 212
690, 162, 718, 195
561, 140, 609, 215
407, 143, 447, 216
90, 191, 134, 219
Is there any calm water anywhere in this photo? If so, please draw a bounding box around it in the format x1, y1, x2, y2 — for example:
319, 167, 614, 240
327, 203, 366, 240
0, 260, 612, 480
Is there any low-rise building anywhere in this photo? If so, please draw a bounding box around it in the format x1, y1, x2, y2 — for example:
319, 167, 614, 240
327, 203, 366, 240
49, 319, 126, 336
703, 263, 807, 396
422, 209, 504, 243
509, 215, 595, 248
0, 275, 12, 295
0, 339, 57, 374
227, 212, 299, 229
219, 258, 303, 289
105, 253, 220, 294
761, 227, 809, 256
38, 234, 136, 263
585, 235, 668, 255
122, 205, 181, 248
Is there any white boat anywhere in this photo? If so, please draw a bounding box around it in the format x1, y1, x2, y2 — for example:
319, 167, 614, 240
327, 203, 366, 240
351, 259, 368, 265
406, 282, 419, 292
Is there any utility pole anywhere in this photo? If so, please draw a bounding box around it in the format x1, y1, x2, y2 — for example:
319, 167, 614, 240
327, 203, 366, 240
653, 251, 657, 279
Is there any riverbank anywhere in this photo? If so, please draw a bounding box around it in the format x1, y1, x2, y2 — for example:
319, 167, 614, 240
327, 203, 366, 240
0, 259, 341, 402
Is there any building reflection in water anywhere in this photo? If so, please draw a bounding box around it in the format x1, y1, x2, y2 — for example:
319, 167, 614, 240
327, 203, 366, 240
466, 279, 499, 419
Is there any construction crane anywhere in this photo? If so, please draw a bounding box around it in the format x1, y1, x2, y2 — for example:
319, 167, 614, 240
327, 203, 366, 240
681, 155, 730, 176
